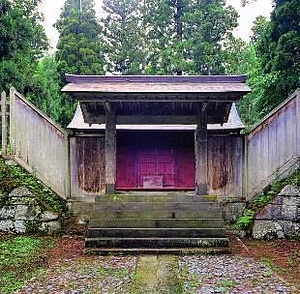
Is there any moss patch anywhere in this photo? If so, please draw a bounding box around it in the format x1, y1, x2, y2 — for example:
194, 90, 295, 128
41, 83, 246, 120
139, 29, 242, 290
0, 236, 56, 294
233, 169, 300, 230
0, 157, 69, 217
132, 255, 182, 294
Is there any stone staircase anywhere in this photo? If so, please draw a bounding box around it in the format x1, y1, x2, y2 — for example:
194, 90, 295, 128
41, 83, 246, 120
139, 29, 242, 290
85, 192, 230, 254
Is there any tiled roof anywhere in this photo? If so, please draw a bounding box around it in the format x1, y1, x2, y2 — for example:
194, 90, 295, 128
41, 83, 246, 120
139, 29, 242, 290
62, 74, 251, 95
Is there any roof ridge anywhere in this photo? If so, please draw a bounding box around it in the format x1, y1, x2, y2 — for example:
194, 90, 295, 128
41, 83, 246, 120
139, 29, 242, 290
65, 74, 248, 84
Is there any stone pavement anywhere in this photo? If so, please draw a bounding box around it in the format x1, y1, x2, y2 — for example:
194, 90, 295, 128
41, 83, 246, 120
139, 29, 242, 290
16, 253, 299, 293
132, 255, 180, 294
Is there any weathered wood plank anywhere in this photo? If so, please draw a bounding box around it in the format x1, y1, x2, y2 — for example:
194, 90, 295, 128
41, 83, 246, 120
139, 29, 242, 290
70, 136, 105, 198
195, 104, 208, 195
207, 136, 243, 197
105, 103, 116, 194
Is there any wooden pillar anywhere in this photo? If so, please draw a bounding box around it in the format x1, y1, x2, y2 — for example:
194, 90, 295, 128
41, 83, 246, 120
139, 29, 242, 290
1, 92, 7, 156
105, 103, 116, 194
195, 103, 208, 195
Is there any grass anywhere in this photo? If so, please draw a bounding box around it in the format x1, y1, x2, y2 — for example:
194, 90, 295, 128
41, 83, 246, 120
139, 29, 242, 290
215, 279, 237, 293
178, 266, 201, 294
0, 235, 55, 294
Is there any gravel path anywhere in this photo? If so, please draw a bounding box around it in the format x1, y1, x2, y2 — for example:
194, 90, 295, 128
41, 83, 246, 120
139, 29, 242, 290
16, 254, 298, 294
16, 256, 137, 294
179, 255, 298, 294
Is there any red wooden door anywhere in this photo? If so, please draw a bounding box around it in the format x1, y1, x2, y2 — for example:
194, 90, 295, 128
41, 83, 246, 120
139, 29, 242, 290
116, 149, 136, 188
116, 131, 195, 190
138, 150, 175, 188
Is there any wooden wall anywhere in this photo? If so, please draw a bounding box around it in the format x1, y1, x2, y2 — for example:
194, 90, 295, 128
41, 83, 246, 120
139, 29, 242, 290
9, 89, 70, 199
246, 90, 300, 199
70, 135, 105, 199
208, 135, 244, 198
69, 132, 243, 199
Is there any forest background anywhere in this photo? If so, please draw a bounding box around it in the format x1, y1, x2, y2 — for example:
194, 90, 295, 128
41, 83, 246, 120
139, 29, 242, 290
0, 0, 299, 129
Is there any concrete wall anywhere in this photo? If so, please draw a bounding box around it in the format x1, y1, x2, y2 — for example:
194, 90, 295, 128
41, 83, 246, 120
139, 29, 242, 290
246, 90, 300, 199
9, 88, 70, 199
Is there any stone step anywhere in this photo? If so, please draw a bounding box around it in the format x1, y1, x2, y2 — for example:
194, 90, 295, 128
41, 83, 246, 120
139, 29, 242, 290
86, 227, 227, 238
85, 237, 229, 248
92, 201, 221, 212
91, 209, 222, 219
89, 218, 225, 228
95, 193, 197, 203
84, 247, 231, 255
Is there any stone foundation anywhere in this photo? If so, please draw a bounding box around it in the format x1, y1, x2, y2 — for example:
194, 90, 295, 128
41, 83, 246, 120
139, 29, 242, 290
0, 187, 61, 234
252, 185, 300, 239
221, 199, 246, 224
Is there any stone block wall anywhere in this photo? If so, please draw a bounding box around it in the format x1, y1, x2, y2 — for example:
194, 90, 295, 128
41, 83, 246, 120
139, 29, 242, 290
252, 185, 300, 239
0, 187, 61, 234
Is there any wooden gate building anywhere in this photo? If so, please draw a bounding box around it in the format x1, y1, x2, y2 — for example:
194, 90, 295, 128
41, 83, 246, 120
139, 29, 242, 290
63, 75, 250, 201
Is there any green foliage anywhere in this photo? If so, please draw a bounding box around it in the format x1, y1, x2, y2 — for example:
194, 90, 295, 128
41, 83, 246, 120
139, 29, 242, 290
230, 2, 299, 130
0, 237, 41, 267
101, 0, 239, 75
254, 169, 300, 210
223, 37, 262, 129
261, 257, 280, 274
55, 0, 104, 78
0, 0, 48, 93
96, 266, 129, 278
0, 236, 54, 294
253, 0, 300, 118
183, 0, 238, 75
53, 0, 104, 125
254, 190, 276, 207
102, 0, 146, 74
233, 209, 255, 230
26, 56, 65, 125
179, 266, 201, 293
0, 157, 69, 216
216, 279, 237, 292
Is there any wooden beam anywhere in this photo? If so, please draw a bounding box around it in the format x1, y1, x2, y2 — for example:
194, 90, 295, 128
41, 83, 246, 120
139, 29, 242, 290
1, 91, 7, 155
84, 114, 227, 125
195, 105, 208, 195
87, 115, 198, 125
105, 103, 116, 194
75, 93, 242, 103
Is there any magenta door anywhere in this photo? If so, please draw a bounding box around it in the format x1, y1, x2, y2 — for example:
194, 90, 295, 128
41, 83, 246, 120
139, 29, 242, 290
138, 150, 175, 188
116, 131, 194, 190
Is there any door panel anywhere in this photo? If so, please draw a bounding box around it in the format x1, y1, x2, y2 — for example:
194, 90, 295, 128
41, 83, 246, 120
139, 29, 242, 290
138, 150, 175, 188
116, 150, 136, 188
116, 131, 195, 190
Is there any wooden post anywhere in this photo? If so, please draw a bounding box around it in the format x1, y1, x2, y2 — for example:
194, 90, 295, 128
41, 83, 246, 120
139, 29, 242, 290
105, 102, 116, 194
1, 91, 7, 156
195, 103, 208, 195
